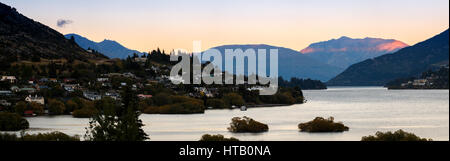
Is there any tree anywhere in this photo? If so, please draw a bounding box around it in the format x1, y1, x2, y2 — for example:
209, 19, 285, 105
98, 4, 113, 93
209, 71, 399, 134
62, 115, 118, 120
28, 102, 44, 115
222, 93, 245, 107
14, 101, 27, 115
48, 99, 66, 115
0, 112, 29, 131
65, 100, 78, 113
85, 86, 148, 141
361, 130, 431, 141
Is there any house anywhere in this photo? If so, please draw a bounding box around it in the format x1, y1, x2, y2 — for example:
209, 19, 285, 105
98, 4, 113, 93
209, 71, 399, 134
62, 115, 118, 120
49, 78, 58, 83
83, 91, 102, 101
122, 72, 136, 78
413, 79, 427, 86
25, 95, 45, 105
24, 110, 36, 117
10, 86, 20, 92
0, 90, 13, 96
134, 57, 147, 63
137, 94, 153, 99
38, 85, 49, 90
20, 87, 36, 93
105, 91, 121, 100
97, 78, 109, 82
39, 78, 49, 83
63, 84, 79, 92
1, 76, 16, 83
64, 78, 76, 83
0, 100, 11, 106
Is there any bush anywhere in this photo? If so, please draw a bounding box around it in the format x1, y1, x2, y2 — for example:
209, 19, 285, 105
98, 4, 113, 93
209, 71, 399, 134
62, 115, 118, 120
199, 134, 239, 141
48, 99, 66, 115
29, 102, 44, 115
143, 96, 205, 114
361, 130, 432, 141
14, 101, 27, 115
72, 108, 98, 118
206, 99, 225, 109
276, 92, 296, 104
228, 116, 269, 133
0, 112, 29, 131
222, 93, 245, 108
65, 100, 79, 113
0, 131, 80, 141
157, 101, 205, 114
298, 117, 349, 132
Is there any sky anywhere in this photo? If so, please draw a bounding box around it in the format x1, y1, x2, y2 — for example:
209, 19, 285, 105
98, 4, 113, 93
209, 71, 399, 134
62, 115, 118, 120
1, 0, 449, 53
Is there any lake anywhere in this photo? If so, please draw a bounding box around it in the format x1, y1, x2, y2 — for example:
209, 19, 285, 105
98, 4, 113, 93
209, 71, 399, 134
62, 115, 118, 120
19, 87, 450, 141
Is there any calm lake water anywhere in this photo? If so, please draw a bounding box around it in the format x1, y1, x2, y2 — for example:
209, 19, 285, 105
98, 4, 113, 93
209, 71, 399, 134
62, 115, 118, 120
17, 87, 450, 141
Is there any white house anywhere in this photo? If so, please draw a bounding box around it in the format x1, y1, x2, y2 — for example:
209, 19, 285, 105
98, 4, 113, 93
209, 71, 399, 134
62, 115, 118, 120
83, 91, 102, 101
1, 76, 17, 83
25, 95, 45, 105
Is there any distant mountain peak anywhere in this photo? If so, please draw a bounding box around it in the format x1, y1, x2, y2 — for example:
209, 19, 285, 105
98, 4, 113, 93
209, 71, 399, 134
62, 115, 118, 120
65, 33, 143, 59
327, 29, 449, 86
338, 36, 351, 40
300, 36, 409, 69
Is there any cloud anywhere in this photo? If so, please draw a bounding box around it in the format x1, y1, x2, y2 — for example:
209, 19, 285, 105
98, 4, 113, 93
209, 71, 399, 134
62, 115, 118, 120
57, 19, 73, 28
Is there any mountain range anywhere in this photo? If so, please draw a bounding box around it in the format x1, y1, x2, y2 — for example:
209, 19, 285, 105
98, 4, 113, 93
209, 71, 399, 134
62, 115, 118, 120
0, 2, 105, 65
327, 29, 449, 86
205, 44, 344, 82
64, 34, 143, 59
300, 36, 408, 69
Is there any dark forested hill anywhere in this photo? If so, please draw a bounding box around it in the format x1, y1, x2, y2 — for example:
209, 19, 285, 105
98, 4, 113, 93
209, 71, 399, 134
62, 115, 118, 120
0, 2, 106, 66
327, 29, 449, 86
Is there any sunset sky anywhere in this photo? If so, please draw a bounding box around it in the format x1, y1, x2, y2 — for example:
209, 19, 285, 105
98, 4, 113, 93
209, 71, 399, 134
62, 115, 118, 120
1, 0, 449, 53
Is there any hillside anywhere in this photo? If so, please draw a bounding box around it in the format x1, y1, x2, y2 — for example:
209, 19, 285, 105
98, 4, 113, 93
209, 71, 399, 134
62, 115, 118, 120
0, 2, 106, 67
327, 29, 449, 86
301, 36, 408, 69
65, 34, 143, 59
205, 44, 344, 81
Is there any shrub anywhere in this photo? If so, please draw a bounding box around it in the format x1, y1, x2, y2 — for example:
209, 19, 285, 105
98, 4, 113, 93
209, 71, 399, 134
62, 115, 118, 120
228, 116, 269, 133
142, 96, 205, 114
206, 99, 225, 109
65, 100, 79, 113
0, 112, 29, 131
72, 108, 98, 118
29, 102, 44, 115
298, 117, 349, 132
153, 93, 172, 106
276, 92, 296, 104
0, 131, 80, 141
157, 101, 205, 114
48, 99, 66, 115
199, 134, 239, 141
14, 101, 27, 115
361, 130, 432, 141
222, 93, 245, 108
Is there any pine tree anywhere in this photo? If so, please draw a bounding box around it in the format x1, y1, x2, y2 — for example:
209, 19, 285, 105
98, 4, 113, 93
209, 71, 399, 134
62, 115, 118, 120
85, 85, 149, 141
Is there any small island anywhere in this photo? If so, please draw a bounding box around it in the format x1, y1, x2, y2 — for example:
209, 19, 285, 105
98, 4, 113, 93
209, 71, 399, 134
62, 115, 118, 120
228, 116, 269, 133
298, 117, 349, 132
361, 130, 432, 141
199, 134, 239, 141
